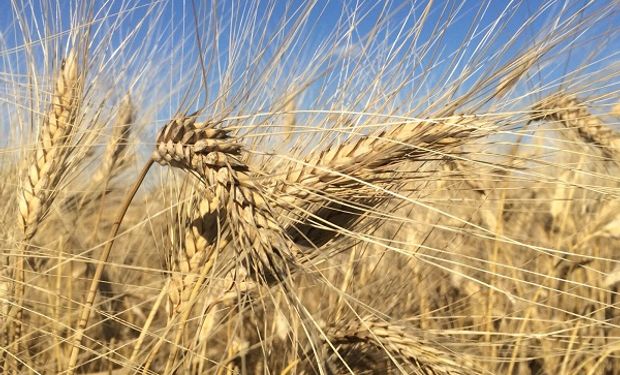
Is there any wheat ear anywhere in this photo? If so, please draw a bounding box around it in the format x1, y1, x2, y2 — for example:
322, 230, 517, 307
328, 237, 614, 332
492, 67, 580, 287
143, 189, 226, 375
69, 114, 295, 374
17, 50, 80, 240
328, 318, 482, 375
269, 115, 493, 251
6, 51, 81, 365
532, 93, 619, 159
152, 115, 297, 284
92, 94, 133, 184
60, 95, 133, 217
167, 189, 222, 316
272, 115, 491, 208
152, 115, 300, 374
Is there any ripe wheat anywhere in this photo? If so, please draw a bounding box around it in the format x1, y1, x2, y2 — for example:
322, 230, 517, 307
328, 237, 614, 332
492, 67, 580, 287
4, 51, 82, 363
532, 93, 620, 159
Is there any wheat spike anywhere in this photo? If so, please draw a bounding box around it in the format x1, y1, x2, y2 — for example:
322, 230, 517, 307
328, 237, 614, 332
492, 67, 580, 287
153, 115, 297, 285
267, 115, 493, 251
167, 189, 222, 315
6, 50, 81, 368
92, 94, 133, 184
611, 101, 620, 117
17, 51, 81, 240
532, 93, 620, 159
271, 115, 491, 208
328, 318, 482, 375
153, 116, 300, 373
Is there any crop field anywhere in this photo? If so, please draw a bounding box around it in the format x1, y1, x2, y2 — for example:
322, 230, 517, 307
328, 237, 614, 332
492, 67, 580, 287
0, 1, 619, 374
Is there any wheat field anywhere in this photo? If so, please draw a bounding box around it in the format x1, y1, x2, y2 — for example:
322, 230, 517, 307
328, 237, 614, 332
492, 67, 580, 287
1, 1, 619, 374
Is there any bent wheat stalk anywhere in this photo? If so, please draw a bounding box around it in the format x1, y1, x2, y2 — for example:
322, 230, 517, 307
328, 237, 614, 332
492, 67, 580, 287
67, 159, 154, 375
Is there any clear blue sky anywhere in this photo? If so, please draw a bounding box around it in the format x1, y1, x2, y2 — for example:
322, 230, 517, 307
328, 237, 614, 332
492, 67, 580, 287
0, 1, 617, 121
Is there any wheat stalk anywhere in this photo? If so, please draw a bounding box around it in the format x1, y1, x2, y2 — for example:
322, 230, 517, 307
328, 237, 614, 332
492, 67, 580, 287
67, 159, 153, 375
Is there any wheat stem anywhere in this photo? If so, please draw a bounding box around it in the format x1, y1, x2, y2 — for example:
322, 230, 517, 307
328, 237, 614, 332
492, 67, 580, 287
66, 159, 154, 375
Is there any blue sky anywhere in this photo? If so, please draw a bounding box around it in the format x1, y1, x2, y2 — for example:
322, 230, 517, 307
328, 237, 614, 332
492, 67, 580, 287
0, 0, 618, 122
2, 1, 603, 68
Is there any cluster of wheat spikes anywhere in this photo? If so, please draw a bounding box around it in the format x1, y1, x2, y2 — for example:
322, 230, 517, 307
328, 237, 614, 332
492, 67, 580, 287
1, 1, 619, 374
